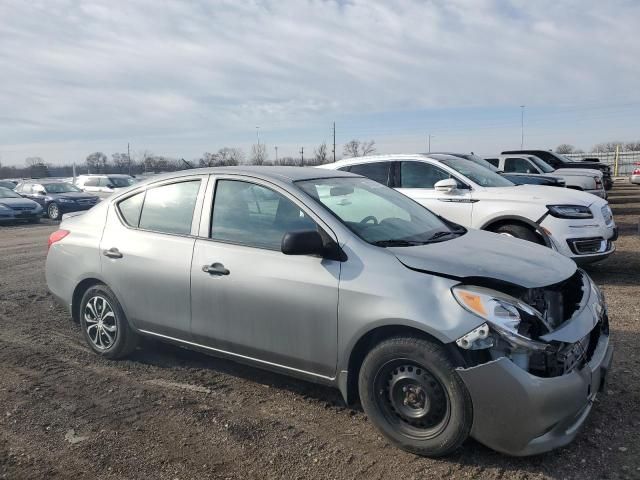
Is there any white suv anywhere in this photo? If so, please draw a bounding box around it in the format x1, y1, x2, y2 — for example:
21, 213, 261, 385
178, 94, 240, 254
75, 174, 136, 198
484, 154, 606, 198
319, 154, 617, 264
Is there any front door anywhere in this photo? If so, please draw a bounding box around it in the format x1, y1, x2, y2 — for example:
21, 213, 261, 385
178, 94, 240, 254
190, 177, 340, 378
395, 160, 474, 226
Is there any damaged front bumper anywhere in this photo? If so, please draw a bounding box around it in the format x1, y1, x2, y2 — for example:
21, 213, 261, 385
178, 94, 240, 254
457, 324, 612, 456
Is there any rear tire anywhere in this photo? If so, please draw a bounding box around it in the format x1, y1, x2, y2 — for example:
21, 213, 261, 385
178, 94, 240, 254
47, 202, 61, 220
79, 285, 138, 359
358, 336, 472, 457
493, 223, 542, 244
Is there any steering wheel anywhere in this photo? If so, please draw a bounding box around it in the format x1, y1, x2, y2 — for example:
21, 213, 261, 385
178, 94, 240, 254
360, 215, 379, 225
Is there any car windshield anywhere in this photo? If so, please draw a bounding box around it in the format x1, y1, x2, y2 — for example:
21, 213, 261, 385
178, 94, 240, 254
527, 156, 555, 173
0, 187, 21, 198
438, 157, 514, 187
296, 177, 464, 246
109, 177, 135, 187
43, 183, 82, 193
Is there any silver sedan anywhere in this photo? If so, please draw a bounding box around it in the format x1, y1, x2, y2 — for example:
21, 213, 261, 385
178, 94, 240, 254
46, 166, 612, 457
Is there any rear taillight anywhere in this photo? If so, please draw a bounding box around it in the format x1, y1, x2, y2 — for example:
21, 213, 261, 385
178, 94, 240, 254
48, 229, 69, 250
633, 169, 640, 175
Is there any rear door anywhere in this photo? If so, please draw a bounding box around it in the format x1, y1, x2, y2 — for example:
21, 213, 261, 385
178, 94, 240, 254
190, 175, 340, 378
395, 160, 473, 226
100, 176, 207, 337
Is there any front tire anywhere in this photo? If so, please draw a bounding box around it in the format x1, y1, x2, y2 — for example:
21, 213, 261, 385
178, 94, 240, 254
79, 285, 138, 359
47, 202, 61, 220
493, 223, 542, 244
358, 336, 472, 457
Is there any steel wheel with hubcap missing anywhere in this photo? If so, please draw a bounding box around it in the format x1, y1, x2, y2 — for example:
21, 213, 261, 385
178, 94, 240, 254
84, 295, 117, 350
79, 284, 138, 359
374, 360, 451, 440
358, 336, 472, 457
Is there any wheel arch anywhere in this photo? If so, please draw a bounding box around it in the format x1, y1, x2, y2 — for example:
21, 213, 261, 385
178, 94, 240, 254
339, 324, 465, 406
479, 215, 549, 245
71, 278, 105, 323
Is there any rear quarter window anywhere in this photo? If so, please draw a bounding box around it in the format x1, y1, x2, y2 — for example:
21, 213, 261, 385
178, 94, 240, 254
117, 192, 145, 227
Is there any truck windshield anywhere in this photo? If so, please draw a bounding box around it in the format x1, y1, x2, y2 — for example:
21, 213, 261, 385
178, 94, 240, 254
296, 177, 463, 247
527, 156, 555, 173
44, 183, 82, 193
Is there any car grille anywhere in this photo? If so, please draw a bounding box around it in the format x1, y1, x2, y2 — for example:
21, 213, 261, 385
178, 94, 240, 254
567, 237, 609, 255
76, 199, 96, 206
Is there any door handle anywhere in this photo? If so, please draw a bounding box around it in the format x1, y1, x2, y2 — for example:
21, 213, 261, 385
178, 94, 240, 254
103, 248, 123, 259
202, 262, 230, 276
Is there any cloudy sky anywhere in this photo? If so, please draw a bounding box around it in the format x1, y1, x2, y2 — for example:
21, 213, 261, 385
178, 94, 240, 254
1, 0, 639, 165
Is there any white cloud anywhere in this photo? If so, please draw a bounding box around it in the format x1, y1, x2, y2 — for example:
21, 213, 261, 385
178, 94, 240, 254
0, 0, 639, 164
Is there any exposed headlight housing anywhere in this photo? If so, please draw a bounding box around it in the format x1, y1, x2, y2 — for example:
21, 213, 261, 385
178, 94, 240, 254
547, 204, 593, 219
452, 285, 549, 351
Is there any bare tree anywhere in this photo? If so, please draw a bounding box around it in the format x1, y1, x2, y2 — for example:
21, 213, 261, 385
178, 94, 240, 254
199, 148, 245, 167
25, 156, 44, 167
555, 144, 575, 154
343, 139, 376, 158
313, 142, 329, 165
111, 152, 131, 173
250, 144, 268, 165
624, 141, 640, 151
591, 142, 622, 153
86, 152, 108, 173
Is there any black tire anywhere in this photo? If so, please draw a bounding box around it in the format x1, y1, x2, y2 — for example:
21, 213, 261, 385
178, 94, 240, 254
493, 223, 542, 244
79, 284, 138, 359
47, 202, 61, 220
358, 336, 472, 457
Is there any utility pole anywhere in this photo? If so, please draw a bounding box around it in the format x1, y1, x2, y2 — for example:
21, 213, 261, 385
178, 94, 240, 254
427, 134, 434, 153
275, 146, 278, 162
256, 126, 260, 146
300, 147, 304, 166
332, 121, 336, 162
520, 105, 525, 149
127, 142, 131, 176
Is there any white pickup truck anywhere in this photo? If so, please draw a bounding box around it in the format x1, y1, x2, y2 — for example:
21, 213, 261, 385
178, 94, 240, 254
484, 154, 606, 198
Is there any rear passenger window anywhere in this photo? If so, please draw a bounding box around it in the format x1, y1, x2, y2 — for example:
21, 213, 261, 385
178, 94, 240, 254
138, 180, 201, 235
84, 178, 99, 187
485, 158, 500, 168
118, 192, 145, 227
348, 162, 391, 185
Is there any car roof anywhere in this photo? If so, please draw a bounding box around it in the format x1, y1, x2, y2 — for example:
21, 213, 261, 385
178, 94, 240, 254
136, 166, 356, 184
327, 153, 461, 167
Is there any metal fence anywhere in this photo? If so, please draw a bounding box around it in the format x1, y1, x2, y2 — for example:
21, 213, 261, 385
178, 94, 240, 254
565, 151, 640, 176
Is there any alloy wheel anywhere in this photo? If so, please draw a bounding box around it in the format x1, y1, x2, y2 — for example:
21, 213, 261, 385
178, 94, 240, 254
84, 295, 117, 350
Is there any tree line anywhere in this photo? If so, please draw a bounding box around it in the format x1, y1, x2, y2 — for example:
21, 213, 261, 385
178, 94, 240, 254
0, 139, 377, 179
555, 140, 640, 154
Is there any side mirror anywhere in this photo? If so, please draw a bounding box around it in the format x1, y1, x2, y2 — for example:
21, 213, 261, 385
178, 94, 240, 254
106, 184, 115, 189
434, 178, 458, 193
281, 230, 324, 256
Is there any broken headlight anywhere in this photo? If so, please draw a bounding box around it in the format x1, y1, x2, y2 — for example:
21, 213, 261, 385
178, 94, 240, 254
452, 285, 549, 351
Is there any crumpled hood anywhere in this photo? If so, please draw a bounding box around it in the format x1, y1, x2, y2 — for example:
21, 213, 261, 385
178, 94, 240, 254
0, 198, 40, 209
389, 229, 576, 289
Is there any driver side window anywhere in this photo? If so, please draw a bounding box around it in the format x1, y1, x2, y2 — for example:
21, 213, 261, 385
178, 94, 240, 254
504, 157, 537, 174
211, 180, 317, 250
399, 161, 452, 189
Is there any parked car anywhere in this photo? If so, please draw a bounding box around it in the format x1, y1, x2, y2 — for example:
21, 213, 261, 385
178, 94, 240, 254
14, 180, 100, 220
0, 180, 17, 190
46, 166, 612, 457
319, 154, 617, 264
0, 187, 43, 223
432, 152, 566, 188
484, 154, 606, 198
75, 174, 136, 198
502, 150, 613, 190
631, 164, 640, 185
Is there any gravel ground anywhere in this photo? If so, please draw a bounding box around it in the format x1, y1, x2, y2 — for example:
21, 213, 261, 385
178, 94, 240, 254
1, 182, 639, 480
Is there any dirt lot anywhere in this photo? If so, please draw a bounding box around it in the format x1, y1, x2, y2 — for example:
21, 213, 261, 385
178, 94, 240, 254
1, 183, 639, 480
